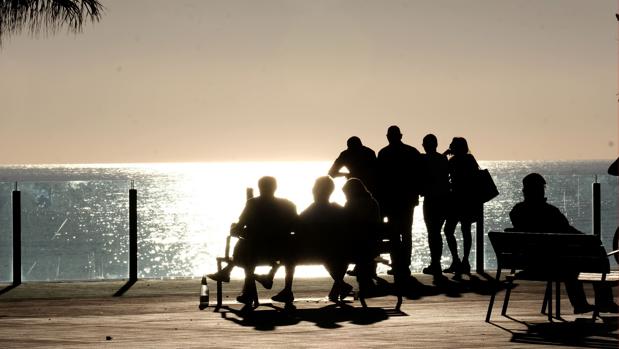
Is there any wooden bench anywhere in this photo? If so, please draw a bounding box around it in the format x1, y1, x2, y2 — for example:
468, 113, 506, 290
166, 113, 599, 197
213, 226, 403, 310
485, 231, 618, 322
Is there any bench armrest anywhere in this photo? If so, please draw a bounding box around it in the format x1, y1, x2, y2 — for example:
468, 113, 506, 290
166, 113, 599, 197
224, 235, 232, 260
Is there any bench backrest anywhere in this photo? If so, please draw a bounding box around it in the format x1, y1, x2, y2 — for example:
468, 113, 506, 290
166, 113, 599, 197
488, 231, 610, 274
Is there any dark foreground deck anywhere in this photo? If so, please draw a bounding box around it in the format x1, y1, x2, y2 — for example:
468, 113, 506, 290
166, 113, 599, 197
0, 273, 617, 348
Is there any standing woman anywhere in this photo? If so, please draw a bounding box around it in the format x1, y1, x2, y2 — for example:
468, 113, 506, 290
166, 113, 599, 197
442, 137, 481, 276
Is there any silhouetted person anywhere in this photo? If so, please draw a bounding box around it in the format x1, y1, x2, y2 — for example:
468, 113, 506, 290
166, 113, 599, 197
608, 157, 618, 176
208, 176, 297, 307
508, 173, 618, 314
376, 125, 421, 277
419, 134, 449, 279
275, 176, 350, 303
329, 136, 377, 194
343, 178, 382, 297
443, 137, 480, 276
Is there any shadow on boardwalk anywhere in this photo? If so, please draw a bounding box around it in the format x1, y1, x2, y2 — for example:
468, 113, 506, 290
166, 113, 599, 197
490, 316, 619, 349
219, 303, 406, 331
400, 272, 503, 300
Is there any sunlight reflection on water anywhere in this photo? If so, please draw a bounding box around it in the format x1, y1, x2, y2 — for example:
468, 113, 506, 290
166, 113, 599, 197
0, 160, 615, 281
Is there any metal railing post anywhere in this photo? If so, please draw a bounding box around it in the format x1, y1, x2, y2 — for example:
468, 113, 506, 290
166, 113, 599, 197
592, 177, 601, 237
12, 182, 21, 285
476, 205, 484, 273
129, 181, 138, 282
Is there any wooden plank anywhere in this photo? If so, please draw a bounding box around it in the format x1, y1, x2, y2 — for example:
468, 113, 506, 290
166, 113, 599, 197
0, 275, 616, 348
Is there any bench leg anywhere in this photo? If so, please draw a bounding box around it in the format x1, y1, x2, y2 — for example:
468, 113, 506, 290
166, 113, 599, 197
546, 281, 553, 321
501, 278, 513, 316
541, 282, 548, 314
216, 259, 223, 309
555, 281, 561, 318
486, 269, 502, 322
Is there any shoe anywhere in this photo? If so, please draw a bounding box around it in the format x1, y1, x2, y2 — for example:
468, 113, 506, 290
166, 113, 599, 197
443, 260, 461, 274
255, 274, 273, 290
236, 293, 254, 306
422, 264, 442, 276
386, 269, 395, 275
460, 260, 471, 275
573, 303, 595, 314
271, 289, 294, 303
597, 302, 619, 313
339, 282, 353, 301
207, 270, 230, 283
328, 286, 339, 302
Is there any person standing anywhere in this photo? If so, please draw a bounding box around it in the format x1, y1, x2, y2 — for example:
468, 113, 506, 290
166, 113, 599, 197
328, 136, 377, 194
376, 125, 421, 277
442, 137, 480, 276
419, 134, 450, 279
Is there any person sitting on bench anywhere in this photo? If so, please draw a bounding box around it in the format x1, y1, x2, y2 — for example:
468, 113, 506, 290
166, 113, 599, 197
276, 176, 351, 303
343, 178, 382, 297
507, 173, 618, 314
208, 176, 298, 306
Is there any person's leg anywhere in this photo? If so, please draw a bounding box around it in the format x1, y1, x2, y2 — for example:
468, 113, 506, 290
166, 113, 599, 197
401, 205, 414, 277
326, 260, 351, 301
593, 283, 618, 312
564, 279, 593, 313
423, 200, 445, 274
208, 240, 247, 282
460, 218, 472, 274
356, 253, 376, 297
238, 265, 257, 305
284, 264, 295, 291
443, 217, 460, 272
271, 263, 296, 303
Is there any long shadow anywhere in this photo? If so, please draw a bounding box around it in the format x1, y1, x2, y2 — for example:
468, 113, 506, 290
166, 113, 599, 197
0, 284, 19, 296
489, 315, 618, 349
217, 303, 407, 331
401, 274, 509, 300
113, 279, 137, 297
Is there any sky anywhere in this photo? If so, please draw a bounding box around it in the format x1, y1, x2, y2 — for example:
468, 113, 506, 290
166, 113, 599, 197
0, 0, 617, 164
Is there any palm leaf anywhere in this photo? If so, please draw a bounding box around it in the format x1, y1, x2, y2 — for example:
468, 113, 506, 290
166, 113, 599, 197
0, 0, 103, 45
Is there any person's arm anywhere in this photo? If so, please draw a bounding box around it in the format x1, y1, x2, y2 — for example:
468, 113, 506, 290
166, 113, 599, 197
230, 200, 252, 238
328, 154, 350, 178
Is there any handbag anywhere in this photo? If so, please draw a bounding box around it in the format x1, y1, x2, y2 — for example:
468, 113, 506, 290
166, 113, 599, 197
475, 169, 499, 203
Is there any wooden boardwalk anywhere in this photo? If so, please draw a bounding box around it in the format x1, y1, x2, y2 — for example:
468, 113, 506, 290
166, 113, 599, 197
0, 274, 617, 348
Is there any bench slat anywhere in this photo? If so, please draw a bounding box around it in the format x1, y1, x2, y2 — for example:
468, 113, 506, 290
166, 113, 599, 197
578, 271, 619, 282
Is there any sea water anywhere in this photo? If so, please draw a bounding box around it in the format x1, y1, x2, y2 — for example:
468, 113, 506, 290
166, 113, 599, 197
0, 160, 616, 282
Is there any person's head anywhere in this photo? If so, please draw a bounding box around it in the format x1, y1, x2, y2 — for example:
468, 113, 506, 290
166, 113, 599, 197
522, 173, 546, 202
448, 137, 469, 156
386, 125, 402, 144
257, 176, 277, 197
422, 134, 438, 153
342, 178, 369, 201
312, 176, 335, 203
346, 136, 362, 150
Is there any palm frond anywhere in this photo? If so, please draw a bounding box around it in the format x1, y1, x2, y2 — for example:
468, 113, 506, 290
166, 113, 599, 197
0, 0, 103, 45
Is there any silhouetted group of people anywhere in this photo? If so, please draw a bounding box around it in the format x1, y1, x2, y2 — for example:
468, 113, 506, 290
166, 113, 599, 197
208, 125, 617, 314
209, 125, 488, 307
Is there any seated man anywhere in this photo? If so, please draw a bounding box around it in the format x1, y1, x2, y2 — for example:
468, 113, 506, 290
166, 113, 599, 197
342, 178, 382, 297
208, 176, 297, 306
269, 176, 351, 303
507, 173, 618, 314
